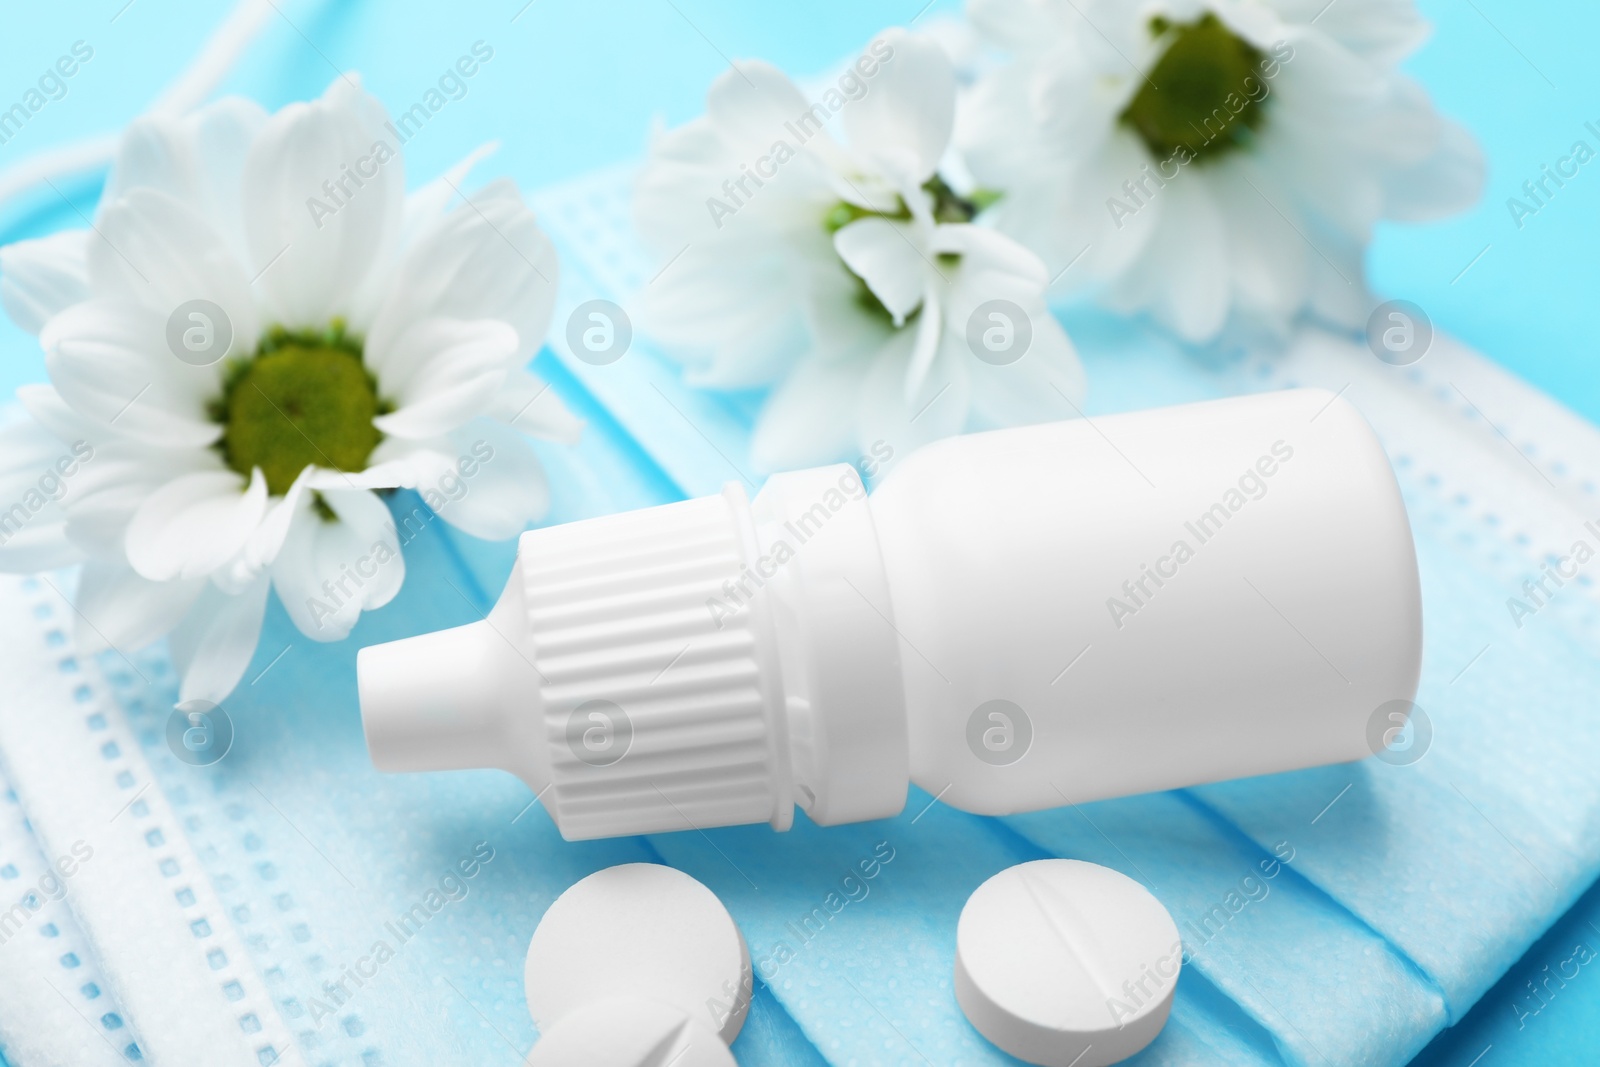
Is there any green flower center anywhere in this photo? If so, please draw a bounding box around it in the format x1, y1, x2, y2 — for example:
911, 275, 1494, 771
822, 176, 997, 326
1119, 13, 1266, 163
213, 323, 387, 498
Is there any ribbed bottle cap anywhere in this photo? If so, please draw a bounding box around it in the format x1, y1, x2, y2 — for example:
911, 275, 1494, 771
519, 487, 791, 840
360, 472, 911, 841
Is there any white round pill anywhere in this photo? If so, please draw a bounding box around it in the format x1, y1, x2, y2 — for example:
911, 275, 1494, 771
954, 859, 1182, 1067
527, 997, 737, 1067
525, 863, 752, 1044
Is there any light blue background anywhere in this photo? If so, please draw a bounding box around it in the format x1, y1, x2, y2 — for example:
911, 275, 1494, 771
0, 1, 1594, 1061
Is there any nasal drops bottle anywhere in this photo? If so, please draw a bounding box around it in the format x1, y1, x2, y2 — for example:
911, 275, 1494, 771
358, 389, 1422, 841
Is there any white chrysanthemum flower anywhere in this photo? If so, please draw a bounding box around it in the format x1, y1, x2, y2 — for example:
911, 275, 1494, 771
0, 75, 579, 703
635, 28, 1084, 471
958, 0, 1485, 342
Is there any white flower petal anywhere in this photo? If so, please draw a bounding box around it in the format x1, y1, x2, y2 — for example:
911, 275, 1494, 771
750, 356, 871, 471
1381, 113, 1485, 222
841, 29, 956, 188
74, 561, 204, 654
67, 475, 170, 557
492, 368, 583, 444
1020, 129, 1159, 284
104, 113, 196, 204
272, 486, 403, 641
56, 464, 135, 547
1210, 161, 1311, 328
856, 327, 970, 459
707, 59, 812, 143
371, 318, 515, 439
802, 261, 901, 363
184, 97, 273, 257
0, 417, 83, 572
967, 0, 1063, 52
962, 309, 1086, 429
89, 187, 259, 348
1283, 0, 1428, 67
0, 404, 70, 476
1303, 224, 1368, 329
399, 141, 499, 244
214, 464, 317, 594
40, 417, 223, 558
42, 299, 222, 447
169, 574, 271, 705
935, 222, 1049, 290
366, 179, 558, 366
635, 120, 730, 250
103, 98, 270, 261
371, 419, 550, 541
903, 287, 943, 405
125, 467, 268, 581
832, 216, 928, 326
304, 463, 415, 492
640, 242, 812, 388
940, 223, 1086, 418
0, 519, 80, 572
16, 383, 95, 445
241, 74, 403, 328
0, 230, 90, 335
634, 60, 845, 251
1110, 173, 1230, 342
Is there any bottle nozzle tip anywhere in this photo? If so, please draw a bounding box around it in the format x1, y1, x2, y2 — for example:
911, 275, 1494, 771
358, 620, 516, 774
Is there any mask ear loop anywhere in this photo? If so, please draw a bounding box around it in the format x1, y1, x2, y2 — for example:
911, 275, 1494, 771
0, 0, 288, 215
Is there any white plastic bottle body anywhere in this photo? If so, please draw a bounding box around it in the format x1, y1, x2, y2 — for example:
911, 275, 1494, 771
867, 389, 1422, 814
359, 388, 1424, 842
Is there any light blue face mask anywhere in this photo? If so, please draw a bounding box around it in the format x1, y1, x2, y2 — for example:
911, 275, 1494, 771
3, 164, 1599, 1067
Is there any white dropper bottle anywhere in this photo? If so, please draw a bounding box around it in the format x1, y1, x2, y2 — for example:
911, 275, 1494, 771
358, 388, 1422, 841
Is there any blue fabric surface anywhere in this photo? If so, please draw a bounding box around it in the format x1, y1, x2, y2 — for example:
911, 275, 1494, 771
0, 1, 1596, 1062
